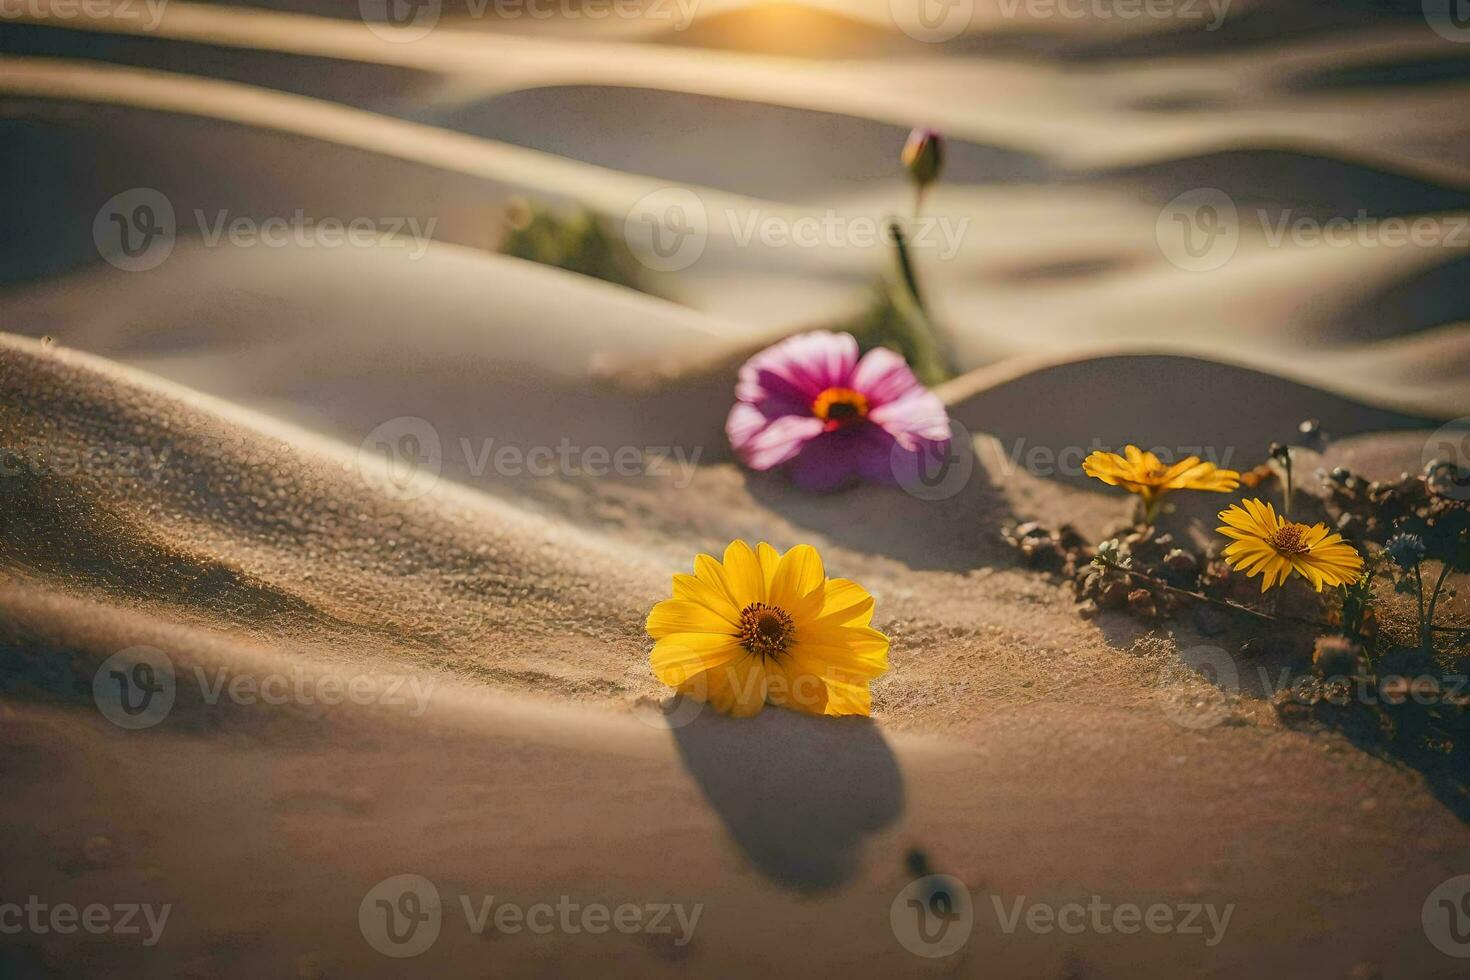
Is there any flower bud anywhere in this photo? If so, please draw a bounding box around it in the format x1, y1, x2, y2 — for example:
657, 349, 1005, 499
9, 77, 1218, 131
901, 128, 944, 189
1384, 532, 1426, 570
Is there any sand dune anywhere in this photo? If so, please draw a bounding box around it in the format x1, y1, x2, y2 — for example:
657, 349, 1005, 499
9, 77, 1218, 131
3, 40, 1466, 404
0, 241, 750, 491
9, 1, 1470, 185
0, 231, 1441, 587
1, 229, 1458, 456
0, 333, 667, 693
942, 351, 1432, 464
423, 85, 1050, 199
7, 598, 1465, 979
2, 91, 1464, 421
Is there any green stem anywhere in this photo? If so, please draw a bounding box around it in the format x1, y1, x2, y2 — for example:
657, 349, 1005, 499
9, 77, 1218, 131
1423, 562, 1453, 653
1097, 560, 1330, 629
1413, 562, 1426, 647
1281, 449, 1294, 518
890, 220, 927, 315
886, 219, 954, 383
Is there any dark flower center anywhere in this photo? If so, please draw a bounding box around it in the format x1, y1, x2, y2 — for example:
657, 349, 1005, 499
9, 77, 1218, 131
1269, 523, 1310, 555
811, 387, 869, 431
738, 602, 794, 658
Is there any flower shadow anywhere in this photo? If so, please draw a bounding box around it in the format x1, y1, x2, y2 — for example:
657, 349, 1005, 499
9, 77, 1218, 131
669, 704, 904, 893
741, 445, 1019, 572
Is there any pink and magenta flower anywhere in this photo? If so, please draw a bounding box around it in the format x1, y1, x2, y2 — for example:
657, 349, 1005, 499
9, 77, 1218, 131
726, 331, 952, 492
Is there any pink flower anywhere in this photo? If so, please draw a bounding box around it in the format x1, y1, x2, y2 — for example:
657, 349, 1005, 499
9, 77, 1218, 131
726, 331, 952, 492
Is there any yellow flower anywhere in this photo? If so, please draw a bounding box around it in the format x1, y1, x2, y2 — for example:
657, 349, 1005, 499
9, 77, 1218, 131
1083, 445, 1240, 502
646, 541, 889, 718
1217, 499, 1364, 593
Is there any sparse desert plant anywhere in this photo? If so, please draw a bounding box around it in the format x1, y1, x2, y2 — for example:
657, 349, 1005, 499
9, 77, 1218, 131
843, 276, 951, 388
1008, 443, 1470, 768
836, 128, 961, 388
498, 197, 646, 292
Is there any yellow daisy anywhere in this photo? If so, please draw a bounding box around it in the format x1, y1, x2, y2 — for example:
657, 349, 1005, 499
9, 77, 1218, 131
646, 541, 889, 718
1217, 498, 1364, 593
1083, 445, 1240, 503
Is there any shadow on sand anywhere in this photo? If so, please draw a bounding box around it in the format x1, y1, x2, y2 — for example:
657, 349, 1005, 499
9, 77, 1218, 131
1099, 616, 1470, 827
743, 435, 1020, 573
669, 704, 904, 893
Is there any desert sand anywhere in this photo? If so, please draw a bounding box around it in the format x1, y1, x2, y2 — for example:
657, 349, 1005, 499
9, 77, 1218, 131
2, 1, 1469, 976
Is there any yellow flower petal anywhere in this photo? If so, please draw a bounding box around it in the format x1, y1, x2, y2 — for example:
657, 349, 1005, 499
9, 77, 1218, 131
694, 554, 741, 609
1215, 497, 1363, 593
647, 542, 890, 718
815, 676, 873, 717
671, 572, 741, 626
1088, 445, 1238, 500
683, 655, 767, 718
756, 541, 782, 597
721, 540, 766, 607
790, 631, 889, 679
646, 599, 737, 639
769, 544, 825, 618
813, 578, 875, 628
764, 658, 830, 716
650, 633, 745, 686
